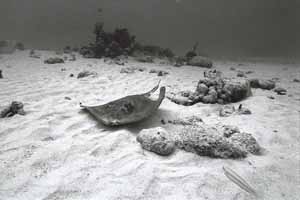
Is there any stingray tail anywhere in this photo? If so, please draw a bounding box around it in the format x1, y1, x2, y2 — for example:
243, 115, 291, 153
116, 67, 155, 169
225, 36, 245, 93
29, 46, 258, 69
223, 166, 259, 197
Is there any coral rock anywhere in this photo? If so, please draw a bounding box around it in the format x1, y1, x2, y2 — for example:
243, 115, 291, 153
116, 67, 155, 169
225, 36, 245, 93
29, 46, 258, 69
137, 127, 175, 156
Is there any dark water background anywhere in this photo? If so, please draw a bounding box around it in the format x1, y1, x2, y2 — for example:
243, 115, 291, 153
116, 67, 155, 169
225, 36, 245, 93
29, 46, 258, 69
0, 0, 299, 57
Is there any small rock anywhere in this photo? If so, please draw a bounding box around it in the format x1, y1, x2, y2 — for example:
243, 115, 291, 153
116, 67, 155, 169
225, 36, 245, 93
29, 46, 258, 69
204, 69, 222, 79
149, 69, 169, 76
237, 104, 251, 115
77, 71, 97, 78
274, 87, 287, 95
69, 73, 74, 77
69, 54, 76, 61
44, 57, 65, 64
237, 71, 246, 77
293, 78, 300, 83
137, 127, 175, 156
64, 97, 71, 100
0, 69, 3, 78
167, 95, 195, 106
29, 49, 41, 58
219, 105, 235, 117
230, 67, 236, 71
120, 67, 135, 74
267, 96, 275, 99
245, 70, 254, 74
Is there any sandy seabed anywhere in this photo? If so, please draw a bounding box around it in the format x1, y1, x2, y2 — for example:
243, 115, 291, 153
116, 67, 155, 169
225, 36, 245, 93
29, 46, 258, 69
0, 50, 299, 200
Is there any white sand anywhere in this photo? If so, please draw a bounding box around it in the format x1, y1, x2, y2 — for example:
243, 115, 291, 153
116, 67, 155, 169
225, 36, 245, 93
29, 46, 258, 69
0, 50, 299, 200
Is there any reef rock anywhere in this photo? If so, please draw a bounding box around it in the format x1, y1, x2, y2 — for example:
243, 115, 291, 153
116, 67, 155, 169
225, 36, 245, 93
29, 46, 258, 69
137, 127, 175, 156
177, 126, 247, 158
176, 124, 261, 158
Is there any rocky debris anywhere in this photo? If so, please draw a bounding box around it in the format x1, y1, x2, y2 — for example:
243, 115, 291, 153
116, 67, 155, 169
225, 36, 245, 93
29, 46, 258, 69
293, 78, 300, 83
63, 56, 68, 61
245, 70, 254, 74
167, 116, 203, 126
173, 56, 186, 67
149, 69, 169, 76
120, 67, 145, 74
0, 69, 3, 78
219, 105, 235, 117
61, 68, 66, 71
237, 104, 251, 115
63, 46, 72, 54
237, 71, 246, 77
80, 46, 95, 58
167, 94, 195, 106
136, 55, 154, 63
187, 56, 213, 68
137, 122, 261, 159
204, 69, 222, 79
1, 101, 25, 118
68, 54, 76, 61
222, 125, 240, 138
267, 96, 275, 100
199, 78, 252, 103
274, 87, 287, 95
104, 56, 128, 65
44, 57, 65, 64
77, 70, 98, 78
177, 126, 245, 158
177, 124, 261, 158
29, 50, 41, 58
169, 78, 252, 105
114, 60, 125, 65
120, 67, 135, 74
249, 78, 275, 90
137, 127, 176, 156
229, 132, 261, 155
219, 104, 251, 117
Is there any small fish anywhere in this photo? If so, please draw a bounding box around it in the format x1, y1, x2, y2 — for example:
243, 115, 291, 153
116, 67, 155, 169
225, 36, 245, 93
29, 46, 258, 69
223, 166, 259, 197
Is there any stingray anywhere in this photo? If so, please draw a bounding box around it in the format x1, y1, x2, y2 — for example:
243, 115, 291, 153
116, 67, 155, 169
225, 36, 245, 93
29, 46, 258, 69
80, 82, 165, 126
